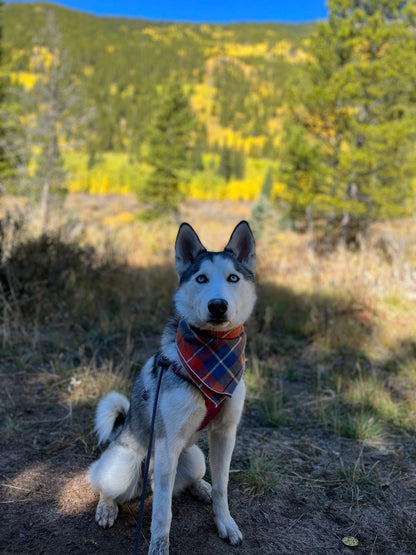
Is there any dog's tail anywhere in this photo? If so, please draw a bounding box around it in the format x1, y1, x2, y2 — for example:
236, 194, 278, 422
94, 391, 130, 445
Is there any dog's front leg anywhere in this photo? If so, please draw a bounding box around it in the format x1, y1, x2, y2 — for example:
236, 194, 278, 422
149, 437, 181, 555
208, 425, 243, 545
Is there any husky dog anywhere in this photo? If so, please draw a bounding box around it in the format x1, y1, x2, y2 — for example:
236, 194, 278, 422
88, 221, 256, 554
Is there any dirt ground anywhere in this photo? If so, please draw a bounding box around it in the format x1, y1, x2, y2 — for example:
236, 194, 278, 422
1, 364, 416, 555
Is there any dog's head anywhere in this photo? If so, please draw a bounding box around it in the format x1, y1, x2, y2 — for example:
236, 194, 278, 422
174, 221, 256, 331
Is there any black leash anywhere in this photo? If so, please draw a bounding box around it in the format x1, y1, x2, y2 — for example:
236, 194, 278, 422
133, 355, 170, 555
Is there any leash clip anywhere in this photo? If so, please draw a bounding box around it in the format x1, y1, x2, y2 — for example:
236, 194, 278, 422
157, 355, 171, 369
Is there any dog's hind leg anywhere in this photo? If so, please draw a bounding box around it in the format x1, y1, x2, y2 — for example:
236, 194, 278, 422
95, 493, 119, 528
173, 444, 212, 503
89, 438, 145, 528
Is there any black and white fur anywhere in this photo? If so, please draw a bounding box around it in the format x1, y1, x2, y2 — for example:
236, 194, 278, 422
88, 221, 256, 554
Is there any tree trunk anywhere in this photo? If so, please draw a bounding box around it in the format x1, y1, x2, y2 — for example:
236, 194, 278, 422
39, 180, 50, 234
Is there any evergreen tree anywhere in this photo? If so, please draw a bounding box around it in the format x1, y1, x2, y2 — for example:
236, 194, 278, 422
218, 146, 246, 182
279, 123, 324, 231
260, 165, 274, 199
279, 0, 416, 247
233, 149, 246, 180
191, 139, 204, 172
218, 146, 233, 182
143, 77, 195, 213
190, 124, 207, 172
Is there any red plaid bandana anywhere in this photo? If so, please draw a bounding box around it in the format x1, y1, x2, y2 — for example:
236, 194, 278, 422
175, 318, 246, 407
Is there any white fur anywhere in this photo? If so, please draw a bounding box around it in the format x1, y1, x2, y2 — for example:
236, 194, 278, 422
94, 391, 130, 445
89, 442, 144, 503
174, 256, 256, 331
87, 222, 256, 554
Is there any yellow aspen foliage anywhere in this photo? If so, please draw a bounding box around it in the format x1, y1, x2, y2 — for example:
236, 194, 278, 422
142, 27, 172, 43
291, 48, 313, 63
223, 42, 269, 58
211, 28, 234, 40
142, 27, 157, 38
29, 45, 55, 72
271, 181, 286, 200
82, 66, 94, 77
102, 211, 136, 228
269, 40, 292, 57
190, 83, 216, 115
186, 175, 261, 202
9, 71, 38, 91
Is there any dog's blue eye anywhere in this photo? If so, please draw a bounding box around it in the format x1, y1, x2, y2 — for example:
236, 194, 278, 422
228, 274, 240, 283
196, 275, 208, 284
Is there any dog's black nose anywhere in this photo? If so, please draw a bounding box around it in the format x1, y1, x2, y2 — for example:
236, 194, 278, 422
208, 298, 228, 318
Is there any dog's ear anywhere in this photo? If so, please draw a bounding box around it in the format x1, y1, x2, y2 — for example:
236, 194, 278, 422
225, 221, 256, 273
175, 223, 206, 276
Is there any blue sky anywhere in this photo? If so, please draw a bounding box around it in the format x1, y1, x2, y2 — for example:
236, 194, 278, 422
8, 1, 329, 23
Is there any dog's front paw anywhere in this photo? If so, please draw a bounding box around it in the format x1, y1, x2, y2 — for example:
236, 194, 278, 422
215, 516, 243, 545
189, 479, 212, 503
148, 536, 169, 555
95, 495, 119, 528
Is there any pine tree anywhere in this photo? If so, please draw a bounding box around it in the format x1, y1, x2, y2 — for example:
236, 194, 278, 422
260, 166, 274, 199
279, 0, 416, 247
217, 146, 245, 182
233, 149, 246, 180
218, 146, 233, 182
191, 125, 207, 172
143, 77, 195, 213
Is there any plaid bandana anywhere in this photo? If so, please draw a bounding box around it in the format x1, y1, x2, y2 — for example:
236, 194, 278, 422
175, 318, 246, 407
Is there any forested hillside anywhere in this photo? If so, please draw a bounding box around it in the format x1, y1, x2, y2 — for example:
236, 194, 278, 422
4, 2, 313, 157
3, 1, 414, 236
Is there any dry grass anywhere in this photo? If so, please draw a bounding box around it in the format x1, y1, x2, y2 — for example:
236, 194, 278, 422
1, 195, 416, 450
248, 215, 416, 444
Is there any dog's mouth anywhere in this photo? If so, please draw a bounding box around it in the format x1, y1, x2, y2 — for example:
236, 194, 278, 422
206, 317, 230, 328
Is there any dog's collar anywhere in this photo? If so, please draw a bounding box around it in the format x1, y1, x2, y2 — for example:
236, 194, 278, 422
175, 318, 246, 408
186, 323, 245, 340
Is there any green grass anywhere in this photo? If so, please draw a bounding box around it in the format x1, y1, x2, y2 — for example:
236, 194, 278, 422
0, 413, 21, 439
246, 355, 291, 428
336, 410, 386, 443
332, 449, 382, 507
236, 454, 280, 498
